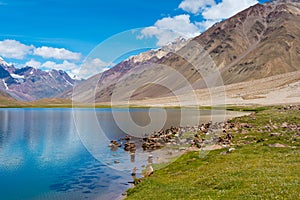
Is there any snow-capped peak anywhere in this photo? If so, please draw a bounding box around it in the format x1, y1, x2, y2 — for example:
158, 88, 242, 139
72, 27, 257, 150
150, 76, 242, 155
0, 57, 10, 67
161, 36, 189, 52
126, 36, 189, 64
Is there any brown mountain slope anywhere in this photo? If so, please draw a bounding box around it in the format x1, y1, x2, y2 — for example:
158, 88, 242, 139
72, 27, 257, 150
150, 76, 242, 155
70, 0, 300, 104
196, 0, 300, 84
0, 90, 25, 107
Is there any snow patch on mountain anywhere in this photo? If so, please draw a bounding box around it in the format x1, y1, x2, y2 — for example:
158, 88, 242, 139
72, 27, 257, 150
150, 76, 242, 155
11, 74, 25, 79
128, 36, 188, 64
2, 80, 8, 90
63, 76, 73, 86
0, 57, 10, 67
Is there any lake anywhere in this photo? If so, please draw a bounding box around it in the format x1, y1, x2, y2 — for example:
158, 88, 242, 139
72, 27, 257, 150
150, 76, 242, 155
0, 108, 241, 200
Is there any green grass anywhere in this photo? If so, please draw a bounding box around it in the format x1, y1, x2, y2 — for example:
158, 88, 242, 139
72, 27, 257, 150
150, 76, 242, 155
225, 105, 270, 112
126, 107, 300, 200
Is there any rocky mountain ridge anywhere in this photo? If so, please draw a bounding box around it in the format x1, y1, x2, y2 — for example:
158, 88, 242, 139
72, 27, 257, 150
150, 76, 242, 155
0, 58, 75, 101
196, 0, 300, 84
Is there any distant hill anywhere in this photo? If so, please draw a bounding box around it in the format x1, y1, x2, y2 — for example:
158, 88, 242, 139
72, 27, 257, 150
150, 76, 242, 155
0, 90, 26, 107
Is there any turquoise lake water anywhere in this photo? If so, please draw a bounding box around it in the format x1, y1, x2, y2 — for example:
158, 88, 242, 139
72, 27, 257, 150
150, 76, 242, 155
0, 108, 231, 200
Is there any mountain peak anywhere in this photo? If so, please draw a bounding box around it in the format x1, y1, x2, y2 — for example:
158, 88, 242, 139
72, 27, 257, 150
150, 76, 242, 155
127, 36, 188, 64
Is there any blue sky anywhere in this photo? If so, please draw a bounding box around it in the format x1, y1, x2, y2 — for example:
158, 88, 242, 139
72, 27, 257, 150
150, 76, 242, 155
0, 0, 270, 78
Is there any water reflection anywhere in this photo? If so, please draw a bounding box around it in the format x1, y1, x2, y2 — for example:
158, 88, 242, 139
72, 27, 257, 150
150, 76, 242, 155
0, 109, 81, 169
0, 108, 239, 200
0, 108, 130, 200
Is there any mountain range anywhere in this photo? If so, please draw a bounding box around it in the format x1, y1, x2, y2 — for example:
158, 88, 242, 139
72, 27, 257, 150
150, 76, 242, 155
1, 0, 299, 106
67, 0, 300, 104
0, 57, 75, 101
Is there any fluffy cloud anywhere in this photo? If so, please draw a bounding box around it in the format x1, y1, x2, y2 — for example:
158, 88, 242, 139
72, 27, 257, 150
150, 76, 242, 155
140, 15, 200, 46
141, 0, 258, 46
40, 58, 112, 79
181, 0, 258, 30
42, 60, 78, 71
179, 0, 216, 14
196, 19, 221, 31
34, 46, 81, 61
78, 58, 112, 79
0, 40, 34, 59
202, 0, 258, 20
39, 60, 82, 79
25, 59, 41, 68
0, 39, 82, 63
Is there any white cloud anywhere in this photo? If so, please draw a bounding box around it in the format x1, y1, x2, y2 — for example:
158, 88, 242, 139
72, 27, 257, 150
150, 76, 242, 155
196, 19, 220, 31
41, 60, 82, 79
41, 58, 113, 79
42, 60, 78, 71
78, 58, 112, 79
25, 59, 41, 68
68, 68, 80, 79
0, 39, 82, 64
34, 46, 81, 61
0, 40, 34, 59
179, 0, 215, 14
140, 15, 200, 46
179, 0, 258, 31
202, 0, 258, 20
141, 0, 257, 46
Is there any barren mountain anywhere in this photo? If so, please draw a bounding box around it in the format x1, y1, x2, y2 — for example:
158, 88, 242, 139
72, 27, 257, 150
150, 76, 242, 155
198, 0, 300, 84
68, 37, 189, 103
70, 0, 300, 104
0, 89, 25, 107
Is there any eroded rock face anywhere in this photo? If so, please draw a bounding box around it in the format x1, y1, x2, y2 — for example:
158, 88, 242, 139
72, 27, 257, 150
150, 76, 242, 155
197, 0, 300, 85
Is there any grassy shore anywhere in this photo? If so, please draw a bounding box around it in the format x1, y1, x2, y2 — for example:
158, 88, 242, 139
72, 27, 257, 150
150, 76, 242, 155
0, 101, 270, 110
125, 106, 300, 200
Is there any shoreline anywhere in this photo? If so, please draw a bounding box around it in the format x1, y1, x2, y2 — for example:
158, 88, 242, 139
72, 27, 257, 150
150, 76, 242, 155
122, 105, 300, 199
113, 110, 254, 199
0, 104, 272, 111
